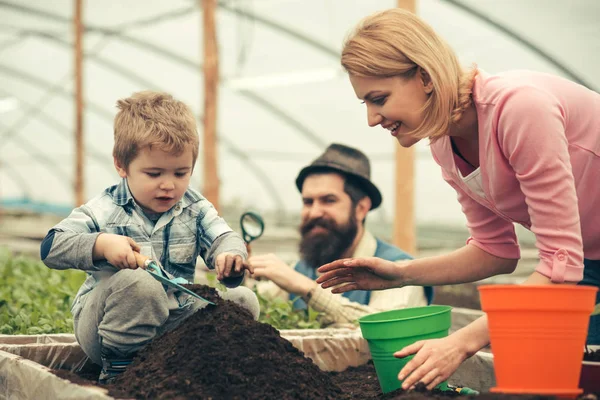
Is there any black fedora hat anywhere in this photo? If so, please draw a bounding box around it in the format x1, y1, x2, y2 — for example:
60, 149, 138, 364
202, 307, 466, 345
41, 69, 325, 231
295, 143, 382, 210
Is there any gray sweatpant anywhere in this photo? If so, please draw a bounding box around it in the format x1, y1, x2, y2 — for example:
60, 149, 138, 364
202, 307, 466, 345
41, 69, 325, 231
73, 268, 259, 364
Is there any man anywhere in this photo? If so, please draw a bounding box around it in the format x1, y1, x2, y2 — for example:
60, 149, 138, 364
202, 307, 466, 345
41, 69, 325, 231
248, 143, 433, 327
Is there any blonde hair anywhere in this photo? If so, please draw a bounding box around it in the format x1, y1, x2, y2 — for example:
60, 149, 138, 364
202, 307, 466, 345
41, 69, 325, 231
341, 8, 477, 141
113, 91, 199, 169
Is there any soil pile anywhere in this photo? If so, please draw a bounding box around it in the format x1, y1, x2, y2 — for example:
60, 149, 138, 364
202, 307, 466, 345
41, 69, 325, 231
108, 285, 344, 400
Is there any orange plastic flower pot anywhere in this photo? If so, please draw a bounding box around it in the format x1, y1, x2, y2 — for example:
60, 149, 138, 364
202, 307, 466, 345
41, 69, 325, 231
478, 285, 598, 398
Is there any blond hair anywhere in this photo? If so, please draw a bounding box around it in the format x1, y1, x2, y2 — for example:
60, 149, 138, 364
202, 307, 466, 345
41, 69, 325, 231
113, 91, 199, 169
341, 8, 477, 141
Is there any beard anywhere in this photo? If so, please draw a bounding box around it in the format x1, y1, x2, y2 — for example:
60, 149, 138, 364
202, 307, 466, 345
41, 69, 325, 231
298, 212, 358, 269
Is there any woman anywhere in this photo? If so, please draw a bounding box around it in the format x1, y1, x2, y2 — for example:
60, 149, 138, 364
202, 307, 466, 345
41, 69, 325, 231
316, 8, 600, 391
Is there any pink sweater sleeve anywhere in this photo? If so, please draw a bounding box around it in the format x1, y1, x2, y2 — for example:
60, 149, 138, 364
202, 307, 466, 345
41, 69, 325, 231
496, 87, 584, 283
438, 167, 521, 260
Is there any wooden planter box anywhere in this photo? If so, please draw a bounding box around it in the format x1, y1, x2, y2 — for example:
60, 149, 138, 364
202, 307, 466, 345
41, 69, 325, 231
0, 308, 494, 399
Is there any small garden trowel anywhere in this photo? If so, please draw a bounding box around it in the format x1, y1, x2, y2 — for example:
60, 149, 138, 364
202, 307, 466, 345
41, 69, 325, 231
134, 252, 215, 305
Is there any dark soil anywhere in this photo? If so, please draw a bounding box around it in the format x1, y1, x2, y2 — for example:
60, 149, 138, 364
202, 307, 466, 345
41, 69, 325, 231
328, 364, 463, 399
583, 347, 600, 362
53, 284, 567, 399
329, 364, 562, 400
104, 285, 343, 400
54, 361, 101, 386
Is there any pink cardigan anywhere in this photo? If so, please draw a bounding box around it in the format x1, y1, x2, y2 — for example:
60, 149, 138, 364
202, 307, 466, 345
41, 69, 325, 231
430, 70, 600, 283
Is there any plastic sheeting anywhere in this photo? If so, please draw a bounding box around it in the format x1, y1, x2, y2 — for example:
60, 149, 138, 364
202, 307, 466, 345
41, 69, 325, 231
0, 334, 88, 372
0, 350, 112, 400
284, 328, 372, 372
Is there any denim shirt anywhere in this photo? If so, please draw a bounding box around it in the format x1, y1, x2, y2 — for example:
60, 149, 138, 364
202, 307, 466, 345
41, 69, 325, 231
41, 179, 246, 315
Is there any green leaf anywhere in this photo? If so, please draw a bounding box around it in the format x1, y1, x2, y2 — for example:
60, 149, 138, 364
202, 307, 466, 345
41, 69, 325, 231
252, 288, 325, 330
592, 303, 600, 316
0, 248, 85, 334
0, 324, 14, 334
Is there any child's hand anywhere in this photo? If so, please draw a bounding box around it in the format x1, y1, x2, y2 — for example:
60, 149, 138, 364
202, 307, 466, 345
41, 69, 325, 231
95, 233, 141, 269
215, 253, 254, 281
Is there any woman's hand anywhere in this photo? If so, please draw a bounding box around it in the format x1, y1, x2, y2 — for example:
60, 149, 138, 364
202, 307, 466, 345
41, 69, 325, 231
395, 335, 470, 390
316, 257, 407, 293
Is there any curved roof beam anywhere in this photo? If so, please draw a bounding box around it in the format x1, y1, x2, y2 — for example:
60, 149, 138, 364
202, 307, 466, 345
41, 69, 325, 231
0, 62, 286, 213
0, 157, 32, 197
0, 2, 195, 30
0, 1, 327, 149
0, 119, 71, 189
208, 128, 287, 215
0, 1, 340, 58
442, 0, 595, 90
217, 2, 339, 59
0, 88, 115, 173
0, 63, 113, 146
236, 90, 326, 147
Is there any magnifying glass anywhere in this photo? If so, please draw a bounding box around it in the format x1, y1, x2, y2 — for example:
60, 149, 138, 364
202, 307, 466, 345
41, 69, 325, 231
240, 211, 265, 245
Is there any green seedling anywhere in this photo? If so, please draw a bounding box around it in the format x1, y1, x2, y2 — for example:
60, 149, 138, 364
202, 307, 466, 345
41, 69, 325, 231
254, 289, 325, 330
0, 248, 85, 334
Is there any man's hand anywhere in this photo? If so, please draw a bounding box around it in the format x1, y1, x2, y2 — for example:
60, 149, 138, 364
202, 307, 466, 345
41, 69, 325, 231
316, 257, 407, 293
248, 253, 316, 296
395, 335, 470, 390
215, 253, 253, 281
94, 233, 140, 269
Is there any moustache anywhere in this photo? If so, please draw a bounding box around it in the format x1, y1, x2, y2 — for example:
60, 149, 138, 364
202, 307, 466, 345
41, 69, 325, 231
300, 217, 337, 236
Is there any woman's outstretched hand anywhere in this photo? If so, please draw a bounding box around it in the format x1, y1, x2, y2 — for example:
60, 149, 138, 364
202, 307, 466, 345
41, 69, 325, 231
395, 335, 469, 390
316, 257, 406, 293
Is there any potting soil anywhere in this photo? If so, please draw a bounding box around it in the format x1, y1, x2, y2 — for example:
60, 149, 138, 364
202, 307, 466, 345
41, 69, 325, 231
106, 284, 343, 400
330, 364, 560, 400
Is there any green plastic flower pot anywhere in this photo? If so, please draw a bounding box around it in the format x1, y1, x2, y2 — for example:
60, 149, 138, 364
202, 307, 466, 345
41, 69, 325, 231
358, 305, 452, 394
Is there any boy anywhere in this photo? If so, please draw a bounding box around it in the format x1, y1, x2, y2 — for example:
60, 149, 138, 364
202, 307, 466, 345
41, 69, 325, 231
40, 91, 259, 383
